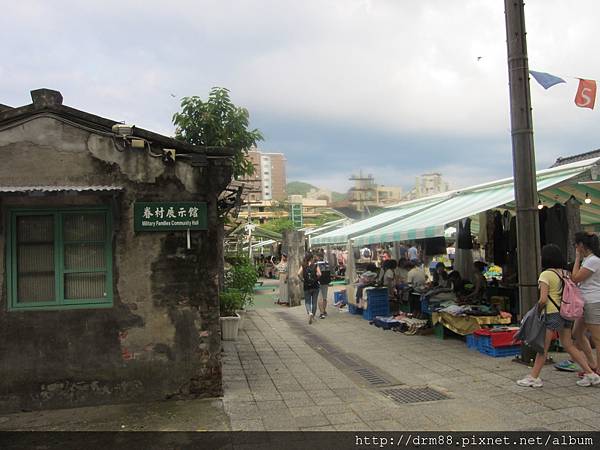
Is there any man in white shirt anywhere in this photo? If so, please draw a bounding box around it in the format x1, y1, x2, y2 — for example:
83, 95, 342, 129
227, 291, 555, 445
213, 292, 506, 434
408, 244, 418, 262
406, 262, 426, 288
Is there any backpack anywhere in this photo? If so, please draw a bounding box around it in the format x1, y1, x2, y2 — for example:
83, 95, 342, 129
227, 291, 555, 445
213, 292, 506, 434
303, 264, 320, 290
549, 270, 584, 321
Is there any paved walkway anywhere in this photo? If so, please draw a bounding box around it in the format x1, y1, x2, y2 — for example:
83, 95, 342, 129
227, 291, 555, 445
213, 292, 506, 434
223, 304, 600, 431
4, 296, 600, 432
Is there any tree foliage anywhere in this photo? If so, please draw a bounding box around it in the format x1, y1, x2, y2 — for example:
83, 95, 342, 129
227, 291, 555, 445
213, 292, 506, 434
172, 87, 263, 178
261, 218, 295, 234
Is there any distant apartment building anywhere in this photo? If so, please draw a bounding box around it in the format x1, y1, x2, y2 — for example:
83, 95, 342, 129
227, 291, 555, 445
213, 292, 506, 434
376, 185, 403, 205
242, 149, 287, 203
348, 172, 403, 211
415, 173, 449, 197
403, 172, 450, 200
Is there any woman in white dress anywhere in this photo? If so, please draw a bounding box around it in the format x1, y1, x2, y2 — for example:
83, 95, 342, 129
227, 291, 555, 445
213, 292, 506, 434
276, 254, 289, 304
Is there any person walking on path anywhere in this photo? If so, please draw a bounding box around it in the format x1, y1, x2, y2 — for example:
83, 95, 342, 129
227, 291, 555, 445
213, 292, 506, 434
517, 244, 600, 388
298, 253, 321, 324
571, 232, 600, 377
317, 255, 332, 319
275, 253, 289, 305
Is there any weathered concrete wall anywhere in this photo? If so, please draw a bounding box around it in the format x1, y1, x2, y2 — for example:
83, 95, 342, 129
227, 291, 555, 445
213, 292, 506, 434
0, 116, 230, 412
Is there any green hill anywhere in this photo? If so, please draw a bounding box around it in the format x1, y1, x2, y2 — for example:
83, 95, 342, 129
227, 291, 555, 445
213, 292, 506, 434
286, 181, 317, 196
287, 181, 347, 202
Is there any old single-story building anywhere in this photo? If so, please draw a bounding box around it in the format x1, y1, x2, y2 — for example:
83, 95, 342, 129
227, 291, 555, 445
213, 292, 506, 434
0, 89, 233, 412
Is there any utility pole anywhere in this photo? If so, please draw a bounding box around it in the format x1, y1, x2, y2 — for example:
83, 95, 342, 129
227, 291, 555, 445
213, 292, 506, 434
504, 0, 541, 315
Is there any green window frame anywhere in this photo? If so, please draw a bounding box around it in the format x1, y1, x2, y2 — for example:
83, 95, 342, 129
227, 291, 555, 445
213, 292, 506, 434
6, 207, 113, 311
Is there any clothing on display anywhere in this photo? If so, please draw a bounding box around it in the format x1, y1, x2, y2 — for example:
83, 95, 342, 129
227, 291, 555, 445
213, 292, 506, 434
424, 236, 447, 256
454, 248, 474, 283
485, 210, 495, 263
545, 203, 568, 257
493, 211, 507, 266
457, 218, 473, 249
565, 196, 582, 263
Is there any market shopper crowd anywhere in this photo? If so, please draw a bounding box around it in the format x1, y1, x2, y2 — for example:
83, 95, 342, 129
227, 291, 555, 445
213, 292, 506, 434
271, 225, 600, 388
517, 232, 600, 388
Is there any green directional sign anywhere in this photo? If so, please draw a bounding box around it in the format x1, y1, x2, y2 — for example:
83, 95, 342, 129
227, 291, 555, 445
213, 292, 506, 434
134, 202, 207, 232
290, 203, 303, 228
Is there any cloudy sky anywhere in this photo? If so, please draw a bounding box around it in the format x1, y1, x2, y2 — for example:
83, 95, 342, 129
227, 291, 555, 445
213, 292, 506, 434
2, 0, 599, 192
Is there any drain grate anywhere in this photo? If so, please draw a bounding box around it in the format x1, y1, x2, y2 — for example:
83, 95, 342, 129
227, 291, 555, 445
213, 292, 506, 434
334, 353, 360, 368
354, 367, 389, 385
382, 387, 449, 404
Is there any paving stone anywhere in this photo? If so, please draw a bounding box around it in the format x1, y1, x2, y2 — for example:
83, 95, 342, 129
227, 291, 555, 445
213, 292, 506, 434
549, 420, 597, 431
552, 407, 598, 420
293, 414, 331, 428
255, 400, 288, 411
334, 422, 371, 431
284, 398, 316, 408
288, 406, 323, 418
252, 392, 283, 401
299, 425, 337, 431
318, 404, 353, 415
578, 416, 600, 430
229, 419, 265, 431
366, 419, 404, 431
313, 396, 344, 406
325, 411, 361, 425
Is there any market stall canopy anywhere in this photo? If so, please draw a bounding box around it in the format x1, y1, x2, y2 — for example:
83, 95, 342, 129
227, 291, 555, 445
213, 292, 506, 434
243, 239, 277, 251
229, 223, 283, 241
310, 194, 450, 246
352, 156, 600, 247
302, 218, 350, 238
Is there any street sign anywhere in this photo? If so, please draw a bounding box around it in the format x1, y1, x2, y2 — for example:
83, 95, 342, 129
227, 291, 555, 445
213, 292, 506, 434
290, 203, 303, 228
134, 202, 207, 232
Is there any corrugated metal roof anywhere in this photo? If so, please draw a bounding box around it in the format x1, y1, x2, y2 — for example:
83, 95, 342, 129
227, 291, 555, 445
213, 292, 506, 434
0, 185, 123, 193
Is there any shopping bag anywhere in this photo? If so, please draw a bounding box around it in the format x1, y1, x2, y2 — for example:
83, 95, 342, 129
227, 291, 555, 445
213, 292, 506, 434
514, 304, 546, 354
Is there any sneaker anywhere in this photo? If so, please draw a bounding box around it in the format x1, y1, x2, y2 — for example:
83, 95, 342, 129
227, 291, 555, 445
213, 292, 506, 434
554, 360, 580, 372
308, 313, 314, 324
319, 314, 326, 319
576, 372, 600, 387
577, 367, 599, 378
516, 375, 543, 388
323, 311, 328, 316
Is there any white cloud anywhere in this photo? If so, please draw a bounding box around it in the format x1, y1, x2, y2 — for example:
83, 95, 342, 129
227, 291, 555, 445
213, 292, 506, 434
2, 0, 600, 190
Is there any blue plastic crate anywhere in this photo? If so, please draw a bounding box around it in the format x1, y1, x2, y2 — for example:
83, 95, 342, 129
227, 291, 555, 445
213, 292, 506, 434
477, 343, 521, 357
466, 334, 477, 349
348, 303, 363, 315
363, 304, 390, 321
365, 288, 388, 300
334, 291, 348, 305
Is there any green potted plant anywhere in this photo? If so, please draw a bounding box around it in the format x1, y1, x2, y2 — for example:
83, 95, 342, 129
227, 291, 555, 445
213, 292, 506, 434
219, 289, 244, 340
224, 255, 258, 331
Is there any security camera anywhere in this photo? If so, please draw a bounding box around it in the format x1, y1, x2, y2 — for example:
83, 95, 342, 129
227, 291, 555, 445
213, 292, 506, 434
111, 124, 134, 136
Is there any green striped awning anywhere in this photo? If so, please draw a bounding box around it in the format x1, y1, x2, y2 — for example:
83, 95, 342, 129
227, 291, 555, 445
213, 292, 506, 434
310, 195, 449, 246
352, 157, 600, 247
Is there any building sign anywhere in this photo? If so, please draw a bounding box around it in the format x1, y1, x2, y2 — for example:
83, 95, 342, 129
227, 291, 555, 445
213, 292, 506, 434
134, 202, 207, 231
290, 203, 303, 228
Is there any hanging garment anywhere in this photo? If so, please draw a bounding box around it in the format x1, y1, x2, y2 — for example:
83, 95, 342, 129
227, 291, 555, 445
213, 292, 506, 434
493, 211, 507, 265
508, 215, 518, 259
545, 203, 568, 257
424, 236, 447, 256
565, 196, 582, 263
538, 206, 548, 247
457, 218, 473, 249
479, 211, 488, 246
454, 248, 474, 283
485, 210, 495, 263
